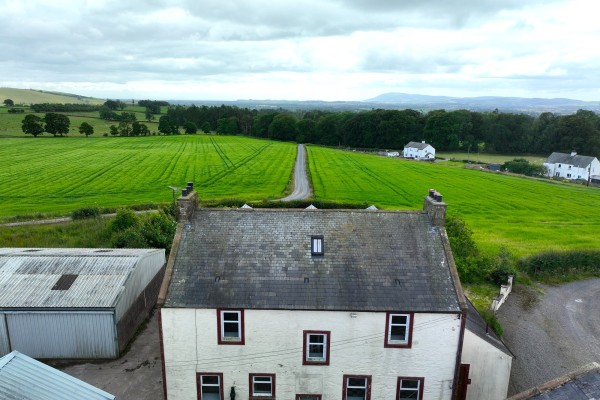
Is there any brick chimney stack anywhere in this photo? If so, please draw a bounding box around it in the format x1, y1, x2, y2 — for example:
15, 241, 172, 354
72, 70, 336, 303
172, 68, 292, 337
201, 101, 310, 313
177, 181, 198, 222
423, 188, 447, 227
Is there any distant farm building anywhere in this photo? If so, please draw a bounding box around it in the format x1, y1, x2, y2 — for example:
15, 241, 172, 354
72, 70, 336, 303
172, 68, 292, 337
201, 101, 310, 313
0, 248, 165, 359
404, 141, 436, 160
543, 151, 600, 181
379, 150, 400, 157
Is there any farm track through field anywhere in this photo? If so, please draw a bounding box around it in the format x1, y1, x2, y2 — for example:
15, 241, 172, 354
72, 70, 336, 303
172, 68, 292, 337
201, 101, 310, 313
340, 153, 410, 200
158, 140, 189, 181
202, 142, 273, 187
209, 137, 235, 169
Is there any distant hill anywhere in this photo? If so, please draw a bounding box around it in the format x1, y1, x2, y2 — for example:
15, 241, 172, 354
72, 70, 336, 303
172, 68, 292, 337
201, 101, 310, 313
0, 88, 104, 105
365, 92, 600, 114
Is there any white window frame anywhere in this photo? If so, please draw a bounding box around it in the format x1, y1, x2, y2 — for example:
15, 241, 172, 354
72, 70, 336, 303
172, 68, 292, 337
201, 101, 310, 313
344, 376, 370, 400
303, 331, 330, 365
311, 236, 324, 256
386, 312, 412, 347
198, 374, 223, 400
397, 377, 424, 400
250, 374, 275, 397
218, 309, 244, 344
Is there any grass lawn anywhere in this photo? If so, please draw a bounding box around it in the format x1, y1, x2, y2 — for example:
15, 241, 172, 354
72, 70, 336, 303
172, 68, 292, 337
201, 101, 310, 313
0, 135, 296, 219
308, 146, 600, 257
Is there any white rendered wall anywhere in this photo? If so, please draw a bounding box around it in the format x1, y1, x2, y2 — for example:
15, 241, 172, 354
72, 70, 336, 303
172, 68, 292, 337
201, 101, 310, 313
162, 308, 462, 400
461, 330, 512, 400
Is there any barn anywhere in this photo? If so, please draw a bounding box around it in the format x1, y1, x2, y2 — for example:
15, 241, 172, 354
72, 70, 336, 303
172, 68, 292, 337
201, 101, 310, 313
0, 248, 165, 359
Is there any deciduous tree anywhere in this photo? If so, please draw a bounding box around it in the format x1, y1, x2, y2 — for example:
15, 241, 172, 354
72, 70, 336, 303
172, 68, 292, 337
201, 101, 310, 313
44, 113, 70, 136
21, 114, 44, 137
3, 99, 14, 107
79, 122, 94, 137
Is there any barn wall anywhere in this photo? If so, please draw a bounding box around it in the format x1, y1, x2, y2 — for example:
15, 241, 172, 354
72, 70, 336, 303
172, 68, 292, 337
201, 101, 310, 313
116, 264, 165, 353
2, 311, 117, 359
0, 314, 9, 357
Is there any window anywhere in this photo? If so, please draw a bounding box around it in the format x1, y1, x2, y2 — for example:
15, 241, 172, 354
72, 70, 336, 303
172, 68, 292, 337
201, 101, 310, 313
296, 395, 322, 400
385, 312, 413, 348
396, 377, 424, 400
197, 373, 223, 400
311, 236, 324, 256
303, 331, 330, 365
343, 375, 371, 400
217, 309, 244, 345
249, 374, 275, 398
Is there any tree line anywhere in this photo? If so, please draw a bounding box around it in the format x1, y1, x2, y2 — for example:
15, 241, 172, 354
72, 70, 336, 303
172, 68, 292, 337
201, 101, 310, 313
18, 100, 600, 157
165, 105, 600, 156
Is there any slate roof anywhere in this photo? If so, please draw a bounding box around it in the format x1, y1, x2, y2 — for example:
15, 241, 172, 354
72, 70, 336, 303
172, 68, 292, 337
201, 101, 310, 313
465, 298, 513, 356
0, 351, 115, 400
404, 141, 432, 150
509, 363, 600, 400
544, 152, 598, 168
0, 248, 164, 309
165, 208, 462, 312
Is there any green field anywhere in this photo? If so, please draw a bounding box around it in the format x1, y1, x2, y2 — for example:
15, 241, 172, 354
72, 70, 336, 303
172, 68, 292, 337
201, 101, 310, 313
308, 146, 600, 256
0, 136, 296, 218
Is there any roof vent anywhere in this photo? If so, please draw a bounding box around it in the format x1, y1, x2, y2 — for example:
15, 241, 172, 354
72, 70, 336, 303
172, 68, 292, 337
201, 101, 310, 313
240, 203, 253, 209
306, 204, 317, 210
304, 277, 309, 284
94, 249, 113, 253
395, 278, 401, 286
366, 205, 378, 210
214, 276, 221, 283
23, 249, 42, 252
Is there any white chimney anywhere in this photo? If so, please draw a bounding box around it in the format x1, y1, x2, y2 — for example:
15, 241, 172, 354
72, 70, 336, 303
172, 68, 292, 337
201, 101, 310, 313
422, 140, 426, 144
571, 151, 577, 157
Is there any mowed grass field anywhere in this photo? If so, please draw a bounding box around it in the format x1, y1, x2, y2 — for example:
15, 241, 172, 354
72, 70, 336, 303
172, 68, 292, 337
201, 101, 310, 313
0, 135, 296, 218
308, 146, 600, 256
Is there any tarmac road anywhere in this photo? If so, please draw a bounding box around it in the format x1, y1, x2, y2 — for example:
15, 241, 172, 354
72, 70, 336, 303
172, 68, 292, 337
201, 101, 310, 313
280, 144, 311, 201
497, 279, 600, 395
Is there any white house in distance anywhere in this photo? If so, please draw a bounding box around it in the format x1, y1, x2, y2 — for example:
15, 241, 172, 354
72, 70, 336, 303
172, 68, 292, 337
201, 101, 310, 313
543, 151, 600, 181
159, 189, 472, 400
404, 141, 436, 160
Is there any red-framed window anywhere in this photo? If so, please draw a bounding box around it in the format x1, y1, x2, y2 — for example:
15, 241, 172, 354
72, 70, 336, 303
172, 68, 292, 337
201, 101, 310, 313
196, 372, 224, 400
217, 309, 245, 345
396, 377, 424, 400
384, 312, 414, 348
302, 330, 331, 365
296, 395, 322, 400
249, 373, 276, 398
342, 375, 371, 400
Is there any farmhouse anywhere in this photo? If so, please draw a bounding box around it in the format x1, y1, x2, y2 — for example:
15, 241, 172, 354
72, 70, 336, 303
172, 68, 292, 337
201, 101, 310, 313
0, 350, 116, 400
159, 189, 473, 400
0, 248, 165, 359
404, 141, 436, 160
543, 151, 600, 181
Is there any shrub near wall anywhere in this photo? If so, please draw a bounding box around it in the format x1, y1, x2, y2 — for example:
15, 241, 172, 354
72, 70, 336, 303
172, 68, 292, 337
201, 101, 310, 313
519, 250, 600, 281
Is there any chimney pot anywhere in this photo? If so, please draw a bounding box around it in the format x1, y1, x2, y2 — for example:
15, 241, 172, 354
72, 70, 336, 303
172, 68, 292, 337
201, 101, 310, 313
429, 189, 435, 198
187, 181, 194, 191
182, 188, 188, 197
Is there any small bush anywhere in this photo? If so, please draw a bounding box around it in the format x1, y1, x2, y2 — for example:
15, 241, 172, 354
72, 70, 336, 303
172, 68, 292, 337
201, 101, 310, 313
480, 309, 504, 336
113, 227, 147, 248
111, 208, 139, 231
71, 207, 101, 220
519, 250, 600, 281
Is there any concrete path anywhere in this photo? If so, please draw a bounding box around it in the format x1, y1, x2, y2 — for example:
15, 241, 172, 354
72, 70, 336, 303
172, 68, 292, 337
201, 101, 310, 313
280, 144, 312, 201
497, 279, 600, 396
54, 311, 164, 400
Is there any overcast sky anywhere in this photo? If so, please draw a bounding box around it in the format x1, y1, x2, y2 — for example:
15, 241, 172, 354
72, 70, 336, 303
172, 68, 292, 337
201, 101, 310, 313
1, 0, 600, 101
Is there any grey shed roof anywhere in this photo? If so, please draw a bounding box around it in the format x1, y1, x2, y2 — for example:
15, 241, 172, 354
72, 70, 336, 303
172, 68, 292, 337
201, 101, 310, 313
0, 350, 115, 400
404, 141, 432, 150
0, 248, 163, 309
165, 209, 462, 312
509, 363, 600, 400
465, 298, 513, 357
545, 152, 597, 168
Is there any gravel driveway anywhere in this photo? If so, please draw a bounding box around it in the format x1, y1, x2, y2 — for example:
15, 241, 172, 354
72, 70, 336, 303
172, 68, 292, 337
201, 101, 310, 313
497, 279, 600, 396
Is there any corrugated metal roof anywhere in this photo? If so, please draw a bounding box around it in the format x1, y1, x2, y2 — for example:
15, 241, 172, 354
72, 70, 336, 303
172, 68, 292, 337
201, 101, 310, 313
0, 350, 116, 400
0, 248, 163, 309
